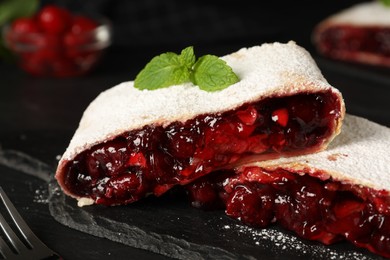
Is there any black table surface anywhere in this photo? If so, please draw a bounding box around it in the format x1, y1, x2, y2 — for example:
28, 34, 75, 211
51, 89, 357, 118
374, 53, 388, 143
1, 42, 389, 260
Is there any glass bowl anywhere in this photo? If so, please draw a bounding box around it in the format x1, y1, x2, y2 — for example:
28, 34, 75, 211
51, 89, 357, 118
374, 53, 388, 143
2, 16, 111, 77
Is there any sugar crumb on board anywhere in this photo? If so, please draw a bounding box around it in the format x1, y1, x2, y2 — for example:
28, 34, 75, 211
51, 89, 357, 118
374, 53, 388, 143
33, 185, 49, 204
221, 223, 373, 259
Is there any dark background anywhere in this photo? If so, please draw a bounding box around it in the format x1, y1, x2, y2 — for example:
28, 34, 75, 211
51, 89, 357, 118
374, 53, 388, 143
42, 0, 368, 50
4, 0, 386, 134
1, 1, 389, 260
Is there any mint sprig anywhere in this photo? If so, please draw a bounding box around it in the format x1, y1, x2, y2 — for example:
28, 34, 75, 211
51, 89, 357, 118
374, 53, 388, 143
380, 0, 390, 7
134, 46, 239, 92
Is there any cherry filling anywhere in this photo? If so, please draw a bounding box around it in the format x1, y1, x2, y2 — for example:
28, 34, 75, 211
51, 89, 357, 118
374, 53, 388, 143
185, 167, 390, 258
63, 91, 341, 205
316, 25, 390, 59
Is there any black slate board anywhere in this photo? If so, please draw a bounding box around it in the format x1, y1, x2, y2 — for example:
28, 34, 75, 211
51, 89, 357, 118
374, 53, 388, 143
47, 172, 382, 260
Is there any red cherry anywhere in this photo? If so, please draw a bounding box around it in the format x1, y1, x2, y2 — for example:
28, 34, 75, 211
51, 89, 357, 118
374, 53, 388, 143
70, 15, 98, 34
187, 180, 220, 209
10, 18, 40, 34
37, 5, 71, 34
23, 34, 62, 60
237, 106, 258, 125
63, 16, 98, 48
33, 34, 63, 49
18, 32, 70, 76
7, 18, 40, 48
63, 16, 99, 62
127, 152, 147, 168
63, 31, 93, 49
104, 173, 143, 200
271, 108, 289, 127
21, 50, 62, 76
333, 199, 365, 219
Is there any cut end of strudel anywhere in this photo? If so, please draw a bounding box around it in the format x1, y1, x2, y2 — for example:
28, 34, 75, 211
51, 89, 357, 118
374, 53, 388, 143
186, 114, 390, 258
55, 41, 345, 206
313, 1, 390, 67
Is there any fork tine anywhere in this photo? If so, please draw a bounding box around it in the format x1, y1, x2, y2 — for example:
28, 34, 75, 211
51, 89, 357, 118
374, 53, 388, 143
0, 235, 14, 259
0, 187, 59, 259
0, 187, 41, 248
0, 208, 28, 255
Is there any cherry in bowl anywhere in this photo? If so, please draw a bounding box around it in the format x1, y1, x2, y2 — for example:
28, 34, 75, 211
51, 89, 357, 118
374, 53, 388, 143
3, 5, 111, 77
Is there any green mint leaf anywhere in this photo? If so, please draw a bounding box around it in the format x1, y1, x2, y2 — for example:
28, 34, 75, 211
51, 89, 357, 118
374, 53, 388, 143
134, 46, 239, 92
191, 54, 239, 92
134, 51, 193, 90
381, 0, 390, 7
0, 0, 39, 26
179, 46, 196, 68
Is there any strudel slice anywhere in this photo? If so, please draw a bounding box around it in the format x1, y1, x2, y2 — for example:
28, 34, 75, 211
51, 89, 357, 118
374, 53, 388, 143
186, 114, 390, 258
55, 41, 344, 206
313, 1, 390, 67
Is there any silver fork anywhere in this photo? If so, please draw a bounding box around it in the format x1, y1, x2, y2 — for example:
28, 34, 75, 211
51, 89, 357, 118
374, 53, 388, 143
0, 187, 60, 259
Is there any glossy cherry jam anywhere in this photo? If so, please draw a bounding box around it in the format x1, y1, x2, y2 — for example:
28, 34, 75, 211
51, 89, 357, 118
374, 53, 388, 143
186, 167, 390, 258
316, 25, 390, 59
63, 91, 341, 205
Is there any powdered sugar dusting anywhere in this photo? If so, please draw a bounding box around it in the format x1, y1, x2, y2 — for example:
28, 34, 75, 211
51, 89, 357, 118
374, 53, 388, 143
324, 2, 390, 26
221, 224, 373, 259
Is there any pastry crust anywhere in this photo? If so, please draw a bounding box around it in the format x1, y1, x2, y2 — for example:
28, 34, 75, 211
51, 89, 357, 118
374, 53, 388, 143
55, 41, 345, 200
316, 2, 390, 27
313, 2, 390, 67
240, 114, 390, 192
